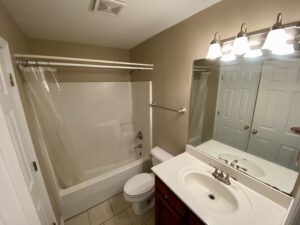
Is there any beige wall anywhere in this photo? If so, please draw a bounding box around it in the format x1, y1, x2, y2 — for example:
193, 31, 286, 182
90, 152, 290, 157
130, 0, 300, 156
0, 3, 28, 53
29, 38, 129, 61
28, 39, 131, 82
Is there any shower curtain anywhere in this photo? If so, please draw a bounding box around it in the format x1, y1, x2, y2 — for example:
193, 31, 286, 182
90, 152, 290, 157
189, 71, 209, 146
20, 66, 84, 188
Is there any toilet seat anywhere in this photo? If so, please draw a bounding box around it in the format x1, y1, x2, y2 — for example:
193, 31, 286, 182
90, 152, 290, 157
124, 173, 154, 199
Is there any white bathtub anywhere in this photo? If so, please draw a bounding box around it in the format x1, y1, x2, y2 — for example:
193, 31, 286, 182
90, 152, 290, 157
59, 156, 151, 219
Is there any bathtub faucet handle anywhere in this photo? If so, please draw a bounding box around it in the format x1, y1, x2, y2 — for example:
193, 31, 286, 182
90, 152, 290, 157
136, 131, 143, 140
134, 144, 143, 150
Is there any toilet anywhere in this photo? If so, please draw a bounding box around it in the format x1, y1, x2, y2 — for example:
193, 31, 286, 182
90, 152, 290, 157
123, 146, 173, 215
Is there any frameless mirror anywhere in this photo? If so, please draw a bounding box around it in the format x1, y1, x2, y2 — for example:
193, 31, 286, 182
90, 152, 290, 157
189, 55, 300, 194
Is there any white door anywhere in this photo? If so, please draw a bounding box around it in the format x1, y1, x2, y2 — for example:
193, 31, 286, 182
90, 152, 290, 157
247, 60, 300, 170
214, 62, 262, 150
0, 38, 56, 225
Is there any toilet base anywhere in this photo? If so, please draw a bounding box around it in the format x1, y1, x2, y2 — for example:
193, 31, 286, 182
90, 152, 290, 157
132, 196, 155, 215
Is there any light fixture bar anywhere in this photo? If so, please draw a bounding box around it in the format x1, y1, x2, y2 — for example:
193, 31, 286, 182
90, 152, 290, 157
221, 21, 299, 44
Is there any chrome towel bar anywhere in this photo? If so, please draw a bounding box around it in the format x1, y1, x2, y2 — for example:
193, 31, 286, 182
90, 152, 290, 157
149, 102, 186, 114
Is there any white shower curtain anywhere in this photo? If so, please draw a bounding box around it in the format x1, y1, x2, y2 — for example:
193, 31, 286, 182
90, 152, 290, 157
20, 66, 84, 188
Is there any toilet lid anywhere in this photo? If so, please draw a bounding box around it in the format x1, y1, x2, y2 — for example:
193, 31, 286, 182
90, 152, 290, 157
124, 173, 154, 196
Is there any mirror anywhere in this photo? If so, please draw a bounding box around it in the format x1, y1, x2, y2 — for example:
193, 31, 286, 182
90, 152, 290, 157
189, 55, 300, 194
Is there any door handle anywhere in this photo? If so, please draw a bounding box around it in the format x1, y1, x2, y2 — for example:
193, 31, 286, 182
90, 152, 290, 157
252, 129, 258, 135
243, 125, 250, 130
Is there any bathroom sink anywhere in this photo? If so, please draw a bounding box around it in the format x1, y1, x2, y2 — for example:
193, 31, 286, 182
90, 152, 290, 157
178, 166, 252, 216
219, 153, 265, 177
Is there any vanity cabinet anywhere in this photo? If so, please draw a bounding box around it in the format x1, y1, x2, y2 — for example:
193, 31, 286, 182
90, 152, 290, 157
155, 177, 206, 225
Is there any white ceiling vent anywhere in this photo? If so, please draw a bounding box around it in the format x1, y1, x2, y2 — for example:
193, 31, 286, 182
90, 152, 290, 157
92, 0, 127, 16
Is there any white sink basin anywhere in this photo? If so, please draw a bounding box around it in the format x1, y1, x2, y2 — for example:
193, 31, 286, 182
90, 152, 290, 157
219, 153, 265, 177
179, 166, 252, 217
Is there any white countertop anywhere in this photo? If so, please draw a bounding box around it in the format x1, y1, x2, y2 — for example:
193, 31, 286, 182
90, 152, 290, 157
196, 140, 298, 194
152, 152, 290, 225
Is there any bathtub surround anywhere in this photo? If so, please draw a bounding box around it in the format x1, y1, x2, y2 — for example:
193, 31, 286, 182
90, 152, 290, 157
20, 66, 152, 218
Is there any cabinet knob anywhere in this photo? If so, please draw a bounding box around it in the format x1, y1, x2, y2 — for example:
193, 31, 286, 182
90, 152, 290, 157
164, 194, 168, 199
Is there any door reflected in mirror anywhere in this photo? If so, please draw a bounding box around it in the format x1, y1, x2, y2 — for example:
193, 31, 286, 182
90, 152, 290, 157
189, 56, 300, 194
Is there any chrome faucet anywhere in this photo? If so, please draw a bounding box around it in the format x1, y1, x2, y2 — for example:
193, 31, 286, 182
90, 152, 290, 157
134, 144, 143, 150
230, 159, 239, 167
211, 167, 231, 185
236, 164, 248, 172
230, 159, 248, 173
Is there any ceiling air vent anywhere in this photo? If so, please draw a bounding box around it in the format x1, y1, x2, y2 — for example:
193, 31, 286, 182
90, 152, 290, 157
92, 0, 127, 16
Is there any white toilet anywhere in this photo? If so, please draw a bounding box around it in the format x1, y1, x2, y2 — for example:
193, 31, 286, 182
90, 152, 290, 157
123, 146, 173, 215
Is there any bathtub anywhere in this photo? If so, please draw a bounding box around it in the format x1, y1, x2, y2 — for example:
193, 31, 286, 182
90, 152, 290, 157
59, 156, 151, 219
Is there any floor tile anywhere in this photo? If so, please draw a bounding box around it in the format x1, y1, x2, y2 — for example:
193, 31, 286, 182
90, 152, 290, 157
104, 212, 131, 225
109, 193, 130, 215
88, 201, 114, 225
126, 207, 154, 225
65, 212, 90, 225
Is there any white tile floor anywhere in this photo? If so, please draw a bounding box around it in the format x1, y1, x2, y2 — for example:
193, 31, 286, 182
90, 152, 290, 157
65, 193, 154, 225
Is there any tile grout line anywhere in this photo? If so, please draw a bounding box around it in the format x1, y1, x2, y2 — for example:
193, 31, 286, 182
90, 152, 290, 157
124, 208, 133, 225
87, 209, 92, 225
107, 198, 115, 216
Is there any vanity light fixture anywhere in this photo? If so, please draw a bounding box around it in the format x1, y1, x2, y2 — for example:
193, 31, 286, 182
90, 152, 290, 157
232, 23, 250, 55
262, 13, 295, 55
206, 32, 222, 59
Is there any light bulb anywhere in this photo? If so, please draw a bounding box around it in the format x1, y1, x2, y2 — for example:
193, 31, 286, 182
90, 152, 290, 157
206, 32, 222, 60
262, 13, 295, 55
232, 36, 250, 55
272, 44, 295, 55
206, 43, 222, 59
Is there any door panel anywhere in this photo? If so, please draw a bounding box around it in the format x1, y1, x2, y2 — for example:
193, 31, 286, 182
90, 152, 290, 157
5, 110, 34, 189
248, 60, 300, 170
214, 62, 262, 150
0, 41, 56, 225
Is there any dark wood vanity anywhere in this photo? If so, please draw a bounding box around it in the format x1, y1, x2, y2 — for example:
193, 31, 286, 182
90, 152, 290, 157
155, 176, 206, 225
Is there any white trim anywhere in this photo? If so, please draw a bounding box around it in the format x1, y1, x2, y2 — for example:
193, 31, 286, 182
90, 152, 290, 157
18, 60, 153, 70
14, 53, 154, 67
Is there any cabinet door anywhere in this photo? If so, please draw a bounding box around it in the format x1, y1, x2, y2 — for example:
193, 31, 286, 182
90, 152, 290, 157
188, 212, 206, 225
155, 192, 185, 225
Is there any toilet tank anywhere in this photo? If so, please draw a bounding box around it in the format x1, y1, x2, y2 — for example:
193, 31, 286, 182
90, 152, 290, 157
151, 146, 173, 166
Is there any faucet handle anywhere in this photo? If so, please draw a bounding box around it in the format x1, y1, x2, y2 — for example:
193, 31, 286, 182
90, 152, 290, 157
224, 173, 231, 185
136, 131, 143, 140
236, 165, 248, 173
218, 156, 228, 164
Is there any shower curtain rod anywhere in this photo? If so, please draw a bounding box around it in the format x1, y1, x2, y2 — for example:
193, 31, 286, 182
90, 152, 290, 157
14, 54, 154, 70
16, 60, 154, 70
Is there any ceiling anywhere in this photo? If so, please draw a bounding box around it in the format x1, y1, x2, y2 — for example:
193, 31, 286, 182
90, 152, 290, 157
1, 0, 220, 49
